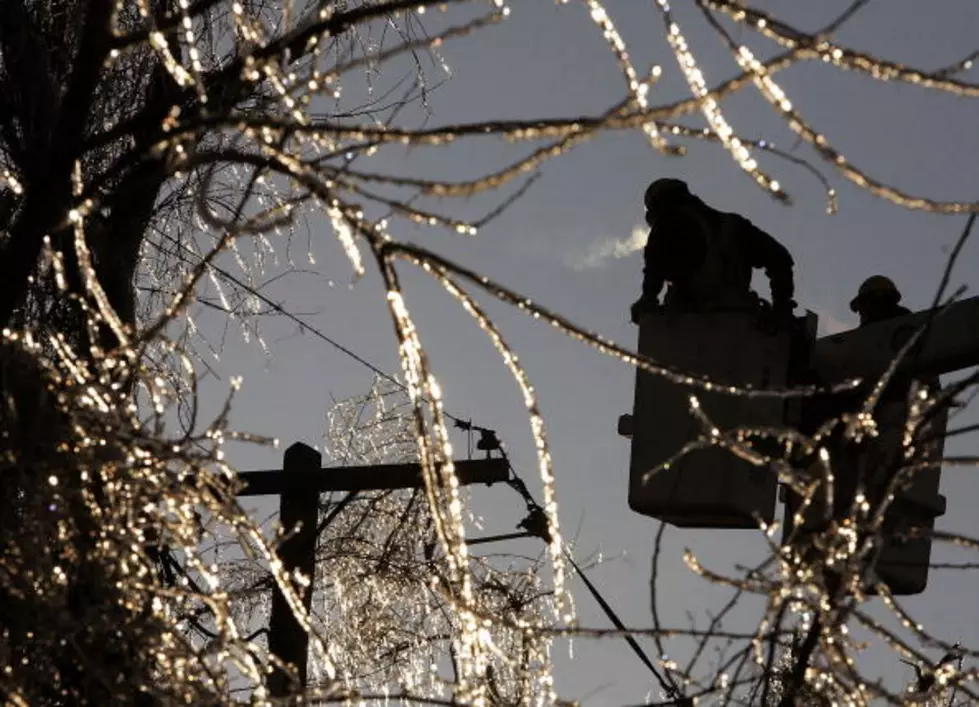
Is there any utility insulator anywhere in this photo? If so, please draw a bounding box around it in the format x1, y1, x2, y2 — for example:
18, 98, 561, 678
476, 428, 502, 457
623, 309, 795, 528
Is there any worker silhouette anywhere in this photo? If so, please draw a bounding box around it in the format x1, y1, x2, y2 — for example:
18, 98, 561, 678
848, 275, 945, 572
848, 274, 934, 402
849, 275, 911, 326
629, 179, 796, 324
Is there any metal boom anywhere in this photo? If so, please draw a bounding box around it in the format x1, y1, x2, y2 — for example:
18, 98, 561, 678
812, 296, 979, 380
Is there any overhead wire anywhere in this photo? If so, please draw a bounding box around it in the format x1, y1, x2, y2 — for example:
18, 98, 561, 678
497, 448, 686, 702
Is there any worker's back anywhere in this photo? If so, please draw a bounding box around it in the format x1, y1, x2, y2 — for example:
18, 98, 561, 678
663, 208, 757, 310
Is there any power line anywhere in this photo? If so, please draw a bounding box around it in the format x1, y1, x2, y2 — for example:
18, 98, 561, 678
499, 447, 680, 700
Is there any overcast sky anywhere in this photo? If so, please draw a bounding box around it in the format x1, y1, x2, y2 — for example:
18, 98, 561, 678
203, 1, 979, 703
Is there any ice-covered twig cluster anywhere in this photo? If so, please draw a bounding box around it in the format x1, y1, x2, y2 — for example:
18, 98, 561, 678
1, 1, 977, 704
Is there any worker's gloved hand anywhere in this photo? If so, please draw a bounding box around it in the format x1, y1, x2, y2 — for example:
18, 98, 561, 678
772, 299, 797, 322
757, 299, 795, 334
630, 298, 654, 324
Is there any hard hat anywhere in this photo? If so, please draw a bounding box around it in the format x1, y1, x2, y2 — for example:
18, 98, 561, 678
644, 178, 691, 211
850, 275, 901, 312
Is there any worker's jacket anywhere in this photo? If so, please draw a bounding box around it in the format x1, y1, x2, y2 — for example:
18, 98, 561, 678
641, 199, 795, 311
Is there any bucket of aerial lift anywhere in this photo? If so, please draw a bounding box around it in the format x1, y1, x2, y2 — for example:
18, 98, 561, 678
783, 385, 948, 595
873, 394, 947, 595
624, 308, 796, 529
783, 304, 960, 596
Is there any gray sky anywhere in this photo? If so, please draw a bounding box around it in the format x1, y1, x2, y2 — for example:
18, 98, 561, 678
206, 1, 979, 703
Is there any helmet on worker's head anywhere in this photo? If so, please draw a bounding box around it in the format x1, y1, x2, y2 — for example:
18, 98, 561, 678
644, 178, 692, 214
850, 275, 901, 313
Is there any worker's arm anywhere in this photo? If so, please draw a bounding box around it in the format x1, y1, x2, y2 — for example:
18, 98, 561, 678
741, 217, 795, 312
641, 260, 666, 303
630, 244, 666, 323
630, 269, 664, 323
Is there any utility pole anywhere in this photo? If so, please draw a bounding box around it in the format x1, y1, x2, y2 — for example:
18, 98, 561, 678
236, 442, 509, 697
